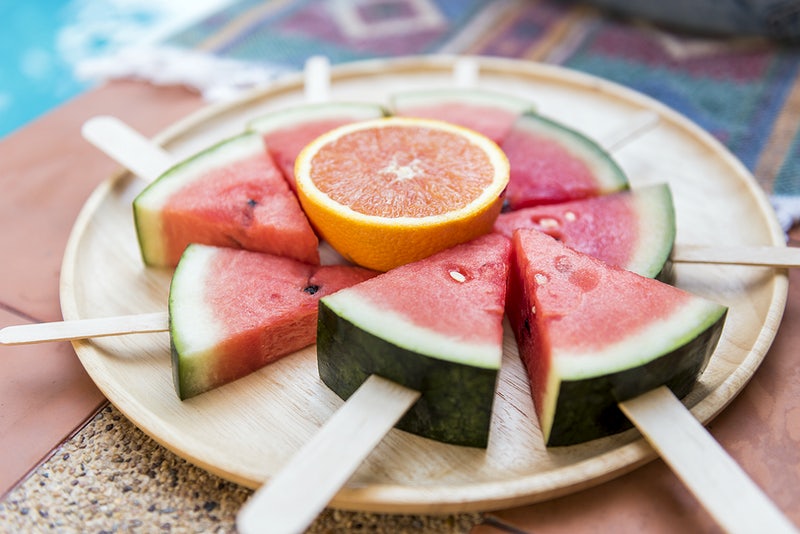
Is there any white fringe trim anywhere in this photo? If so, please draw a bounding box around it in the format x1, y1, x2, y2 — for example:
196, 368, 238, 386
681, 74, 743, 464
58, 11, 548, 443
75, 45, 293, 102
771, 194, 800, 236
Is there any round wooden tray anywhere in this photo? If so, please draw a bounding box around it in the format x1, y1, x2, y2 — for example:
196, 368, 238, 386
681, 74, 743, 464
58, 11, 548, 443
60, 56, 788, 513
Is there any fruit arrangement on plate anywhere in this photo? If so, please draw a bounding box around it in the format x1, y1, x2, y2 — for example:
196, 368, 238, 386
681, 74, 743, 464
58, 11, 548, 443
52, 58, 787, 516
123, 84, 728, 452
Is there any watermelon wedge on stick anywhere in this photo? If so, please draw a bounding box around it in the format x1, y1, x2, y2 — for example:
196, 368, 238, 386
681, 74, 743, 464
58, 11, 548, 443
501, 112, 630, 210
506, 228, 728, 446
494, 183, 676, 279
134, 132, 320, 267
237, 233, 510, 533
169, 244, 376, 399
318, 233, 511, 447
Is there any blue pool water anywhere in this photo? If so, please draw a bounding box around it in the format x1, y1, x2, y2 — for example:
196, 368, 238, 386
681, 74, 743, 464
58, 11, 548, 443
0, 1, 228, 140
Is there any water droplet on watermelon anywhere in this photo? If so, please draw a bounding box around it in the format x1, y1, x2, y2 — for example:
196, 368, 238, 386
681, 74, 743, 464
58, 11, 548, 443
533, 216, 560, 230
554, 255, 572, 273
449, 270, 467, 283
569, 269, 600, 292
534, 273, 549, 285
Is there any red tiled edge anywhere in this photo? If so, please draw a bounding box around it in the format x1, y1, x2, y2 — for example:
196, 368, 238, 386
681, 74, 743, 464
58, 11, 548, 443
0, 81, 205, 498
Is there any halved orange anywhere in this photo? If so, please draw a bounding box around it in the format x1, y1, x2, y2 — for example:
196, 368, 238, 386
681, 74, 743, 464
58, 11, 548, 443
294, 117, 510, 271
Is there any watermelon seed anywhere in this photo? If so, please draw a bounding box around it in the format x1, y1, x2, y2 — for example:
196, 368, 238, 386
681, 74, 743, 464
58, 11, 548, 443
534, 273, 549, 285
537, 217, 559, 230
303, 285, 320, 295
449, 270, 467, 283
246, 198, 258, 208
564, 211, 576, 222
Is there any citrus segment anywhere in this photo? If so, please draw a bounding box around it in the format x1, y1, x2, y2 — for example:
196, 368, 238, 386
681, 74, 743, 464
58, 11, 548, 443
295, 117, 510, 271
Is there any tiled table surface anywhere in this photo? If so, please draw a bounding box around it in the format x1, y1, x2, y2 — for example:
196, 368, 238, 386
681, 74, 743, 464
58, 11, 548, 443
0, 80, 798, 533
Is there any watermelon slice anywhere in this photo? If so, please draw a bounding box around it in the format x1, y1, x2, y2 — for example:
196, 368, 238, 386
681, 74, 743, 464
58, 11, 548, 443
247, 102, 389, 192
133, 132, 320, 267
169, 244, 377, 399
390, 88, 535, 144
501, 112, 629, 211
316, 233, 510, 448
507, 229, 727, 446
494, 184, 675, 279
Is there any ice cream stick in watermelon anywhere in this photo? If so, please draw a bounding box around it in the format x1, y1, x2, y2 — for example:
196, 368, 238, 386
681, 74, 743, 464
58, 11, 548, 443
507, 228, 796, 534
452, 56, 480, 88
620, 387, 797, 534
237, 233, 511, 534
0, 312, 169, 345
81, 115, 176, 183
237, 375, 420, 534
671, 244, 800, 267
303, 55, 331, 103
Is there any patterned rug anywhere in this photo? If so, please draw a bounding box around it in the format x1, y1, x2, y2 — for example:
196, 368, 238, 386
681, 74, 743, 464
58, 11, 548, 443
88, 0, 800, 228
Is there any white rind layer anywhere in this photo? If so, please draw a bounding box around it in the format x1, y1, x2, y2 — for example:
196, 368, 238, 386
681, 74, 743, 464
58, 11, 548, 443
169, 245, 224, 356
554, 297, 726, 380
322, 290, 502, 370
626, 184, 675, 277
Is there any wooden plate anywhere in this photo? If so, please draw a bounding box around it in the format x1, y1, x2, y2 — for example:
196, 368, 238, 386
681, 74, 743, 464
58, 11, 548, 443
60, 56, 788, 513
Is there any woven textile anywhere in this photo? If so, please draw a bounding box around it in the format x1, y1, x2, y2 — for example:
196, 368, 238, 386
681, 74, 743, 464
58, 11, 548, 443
108, 0, 800, 225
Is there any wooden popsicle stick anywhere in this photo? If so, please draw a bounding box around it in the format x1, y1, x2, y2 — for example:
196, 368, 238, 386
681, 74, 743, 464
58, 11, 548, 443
600, 110, 661, 152
671, 244, 800, 268
453, 56, 480, 88
619, 387, 797, 534
236, 375, 421, 534
0, 312, 169, 345
303, 55, 331, 103
81, 115, 176, 183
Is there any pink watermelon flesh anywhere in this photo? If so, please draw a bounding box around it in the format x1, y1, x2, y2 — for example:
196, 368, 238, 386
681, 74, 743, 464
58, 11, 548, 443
506, 229, 726, 445
394, 102, 520, 144
262, 119, 360, 192
170, 244, 377, 399
493, 184, 675, 278
500, 113, 628, 211
140, 134, 320, 267
336, 233, 509, 346
316, 233, 510, 447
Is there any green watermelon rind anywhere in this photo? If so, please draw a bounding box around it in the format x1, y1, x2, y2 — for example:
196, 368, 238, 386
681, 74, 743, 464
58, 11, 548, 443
246, 101, 390, 134
133, 132, 266, 266
389, 87, 536, 115
316, 299, 499, 448
546, 304, 727, 446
